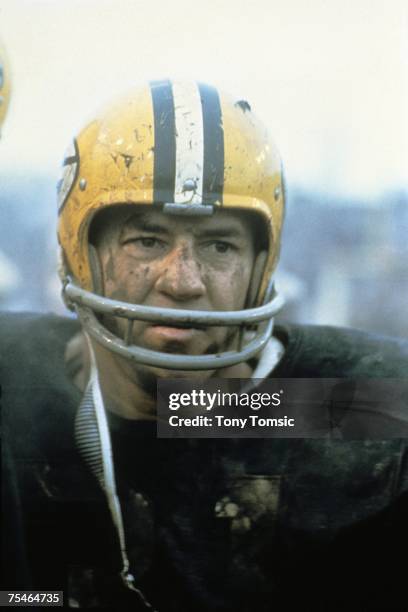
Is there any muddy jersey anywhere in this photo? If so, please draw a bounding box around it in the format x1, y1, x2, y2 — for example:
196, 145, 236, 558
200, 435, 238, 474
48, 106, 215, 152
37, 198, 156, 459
1, 313, 407, 610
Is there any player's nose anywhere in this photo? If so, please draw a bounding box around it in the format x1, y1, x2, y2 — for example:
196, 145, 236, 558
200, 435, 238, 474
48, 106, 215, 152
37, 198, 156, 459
154, 243, 206, 302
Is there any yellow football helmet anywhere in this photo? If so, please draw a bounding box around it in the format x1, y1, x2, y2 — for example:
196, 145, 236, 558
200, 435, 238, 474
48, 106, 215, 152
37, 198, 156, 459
58, 80, 285, 370
0, 42, 11, 131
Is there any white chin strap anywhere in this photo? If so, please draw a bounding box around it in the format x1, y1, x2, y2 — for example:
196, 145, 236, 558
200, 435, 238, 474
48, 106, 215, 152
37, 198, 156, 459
74, 335, 157, 610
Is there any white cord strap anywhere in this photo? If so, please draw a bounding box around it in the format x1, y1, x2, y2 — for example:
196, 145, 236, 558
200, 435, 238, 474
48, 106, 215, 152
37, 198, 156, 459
75, 334, 157, 610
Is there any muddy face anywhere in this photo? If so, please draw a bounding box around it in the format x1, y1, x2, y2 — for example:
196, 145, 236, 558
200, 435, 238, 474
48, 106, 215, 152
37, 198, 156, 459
91, 205, 258, 380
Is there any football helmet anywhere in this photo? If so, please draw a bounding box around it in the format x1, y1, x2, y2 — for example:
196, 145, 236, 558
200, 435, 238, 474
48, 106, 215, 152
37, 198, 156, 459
0, 42, 11, 131
58, 80, 285, 370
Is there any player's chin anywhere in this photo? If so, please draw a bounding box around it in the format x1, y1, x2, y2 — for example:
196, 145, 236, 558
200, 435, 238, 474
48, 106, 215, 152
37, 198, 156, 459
136, 328, 223, 379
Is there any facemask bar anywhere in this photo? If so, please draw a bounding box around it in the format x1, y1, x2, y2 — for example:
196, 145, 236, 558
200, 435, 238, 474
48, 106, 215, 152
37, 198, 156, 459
63, 277, 284, 370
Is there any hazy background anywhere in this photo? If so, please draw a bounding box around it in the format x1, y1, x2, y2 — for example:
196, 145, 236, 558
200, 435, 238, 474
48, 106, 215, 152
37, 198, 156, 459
0, 0, 407, 336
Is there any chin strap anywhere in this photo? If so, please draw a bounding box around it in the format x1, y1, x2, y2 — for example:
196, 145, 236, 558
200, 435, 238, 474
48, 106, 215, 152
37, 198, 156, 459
75, 334, 157, 611
235, 334, 285, 395
251, 335, 284, 379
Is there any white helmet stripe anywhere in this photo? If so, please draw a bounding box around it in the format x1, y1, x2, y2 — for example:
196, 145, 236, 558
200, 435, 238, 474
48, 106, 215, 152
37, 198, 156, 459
172, 80, 204, 204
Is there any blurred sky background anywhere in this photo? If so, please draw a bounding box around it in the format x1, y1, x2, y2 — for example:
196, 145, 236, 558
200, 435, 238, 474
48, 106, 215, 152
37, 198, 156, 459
0, 0, 407, 335
1, 0, 407, 198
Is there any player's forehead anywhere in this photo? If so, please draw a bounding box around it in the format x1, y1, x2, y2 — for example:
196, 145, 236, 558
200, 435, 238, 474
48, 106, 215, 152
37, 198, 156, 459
91, 204, 260, 242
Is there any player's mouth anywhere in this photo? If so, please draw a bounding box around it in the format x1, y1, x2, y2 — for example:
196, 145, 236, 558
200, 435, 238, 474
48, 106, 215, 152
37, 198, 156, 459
144, 323, 207, 343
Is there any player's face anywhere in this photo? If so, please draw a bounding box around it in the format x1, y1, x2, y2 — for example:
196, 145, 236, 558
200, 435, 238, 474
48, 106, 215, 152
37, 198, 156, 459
93, 206, 257, 378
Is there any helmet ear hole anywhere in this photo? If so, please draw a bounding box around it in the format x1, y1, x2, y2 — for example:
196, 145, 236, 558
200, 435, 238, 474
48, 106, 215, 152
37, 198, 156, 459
246, 250, 267, 308
88, 244, 104, 296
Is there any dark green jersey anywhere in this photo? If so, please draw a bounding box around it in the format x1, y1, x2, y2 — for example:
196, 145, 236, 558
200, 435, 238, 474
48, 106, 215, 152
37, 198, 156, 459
1, 313, 407, 610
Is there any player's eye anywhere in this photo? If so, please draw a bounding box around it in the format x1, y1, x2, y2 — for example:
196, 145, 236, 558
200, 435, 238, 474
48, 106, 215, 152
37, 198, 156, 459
212, 241, 234, 253
139, 237, 159, 248
123, 236, 162, 248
